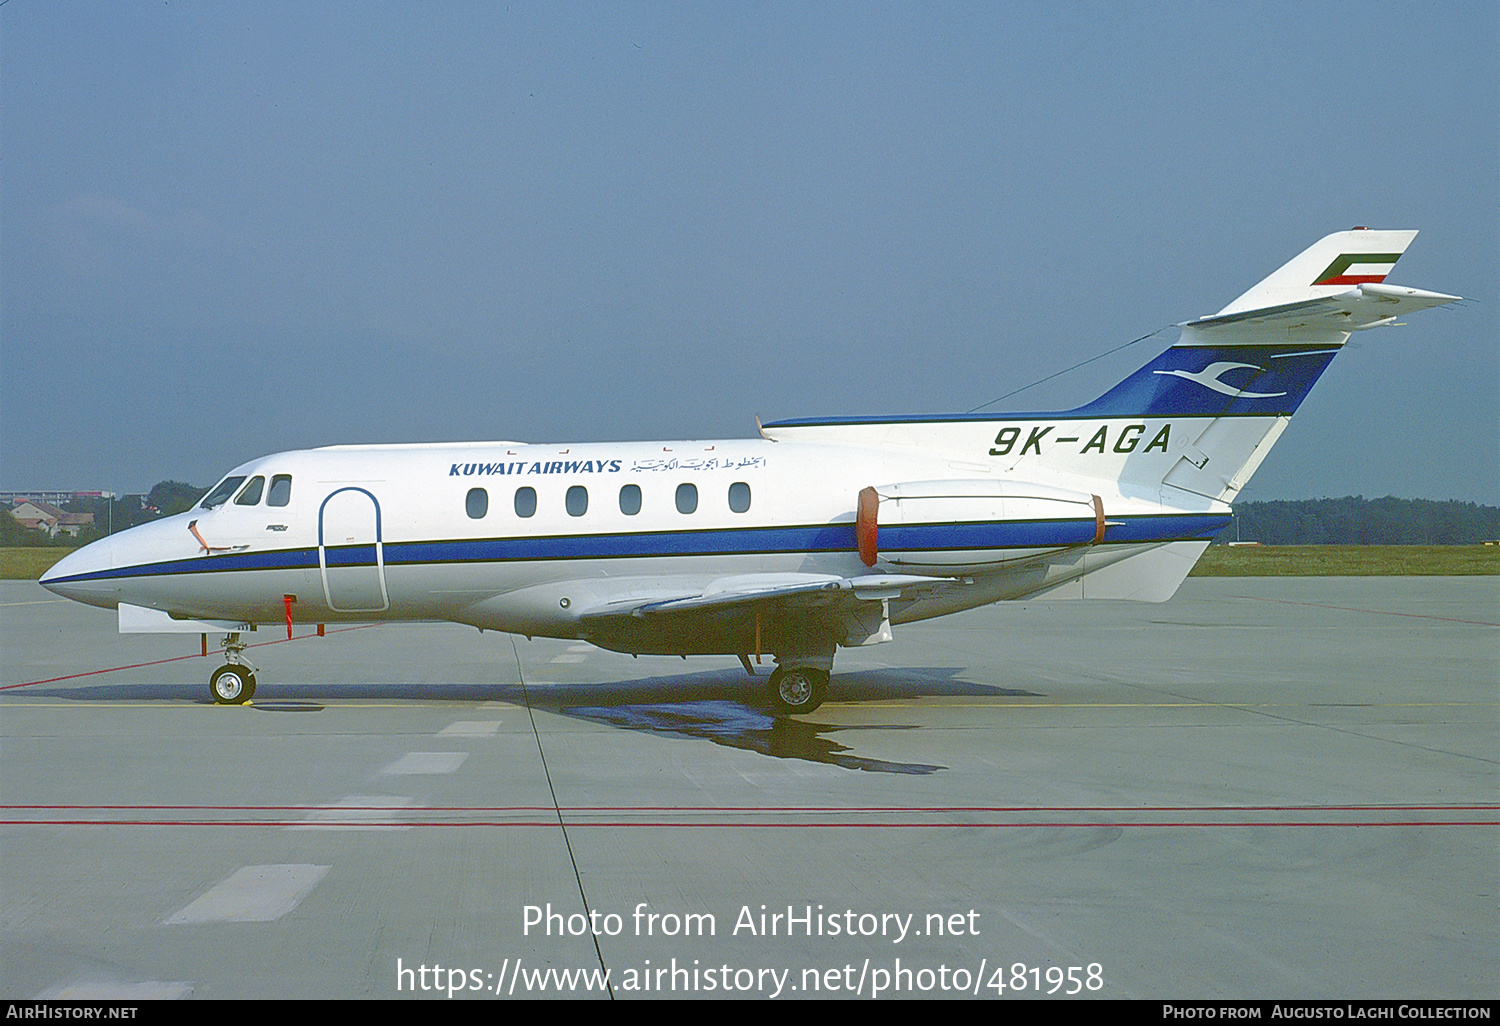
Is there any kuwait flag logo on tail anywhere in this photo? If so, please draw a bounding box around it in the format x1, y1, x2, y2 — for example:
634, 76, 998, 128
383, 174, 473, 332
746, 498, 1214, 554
1312, 252, 1402, 285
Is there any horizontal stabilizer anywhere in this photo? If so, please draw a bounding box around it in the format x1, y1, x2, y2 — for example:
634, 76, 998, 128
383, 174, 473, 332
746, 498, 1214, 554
1182, 282, 1461, 336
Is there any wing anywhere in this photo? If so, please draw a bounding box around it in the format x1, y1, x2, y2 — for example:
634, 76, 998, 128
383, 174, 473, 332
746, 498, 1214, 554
575, 571, 958, 653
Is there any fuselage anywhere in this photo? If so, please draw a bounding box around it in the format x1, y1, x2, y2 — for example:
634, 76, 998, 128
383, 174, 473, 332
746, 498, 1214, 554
39, 429, 1228, 652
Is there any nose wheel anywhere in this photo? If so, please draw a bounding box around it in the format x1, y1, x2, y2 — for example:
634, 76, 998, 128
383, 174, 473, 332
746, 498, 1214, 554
209, 664, 256, 704
208, 632, 257, 704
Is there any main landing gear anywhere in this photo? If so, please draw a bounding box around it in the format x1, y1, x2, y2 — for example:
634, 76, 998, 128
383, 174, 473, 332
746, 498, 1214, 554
766, 663, 830, 715
209, 632, 257, 705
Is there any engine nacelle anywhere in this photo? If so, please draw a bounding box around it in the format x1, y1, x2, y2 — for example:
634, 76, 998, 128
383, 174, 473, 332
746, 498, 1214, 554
859, 479, 1104, 572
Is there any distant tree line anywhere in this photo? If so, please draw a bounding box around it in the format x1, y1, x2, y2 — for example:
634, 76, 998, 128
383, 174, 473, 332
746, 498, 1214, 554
1222, 497, 1500, 545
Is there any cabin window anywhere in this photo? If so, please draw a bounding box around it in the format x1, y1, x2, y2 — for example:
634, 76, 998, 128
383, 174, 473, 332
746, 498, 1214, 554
619, 484, 641, 516
514, 487, 537, 518
267, 475, 293, 507
675, 482, 698, 514
199, 476, 246, 509
566, 485, 588, 517
466, 487, 488, 519
234, 476, 266, 506
728, 481, 751, 513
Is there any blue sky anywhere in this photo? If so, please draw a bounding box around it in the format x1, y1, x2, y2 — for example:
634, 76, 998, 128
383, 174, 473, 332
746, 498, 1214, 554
4, 2, 1496, 502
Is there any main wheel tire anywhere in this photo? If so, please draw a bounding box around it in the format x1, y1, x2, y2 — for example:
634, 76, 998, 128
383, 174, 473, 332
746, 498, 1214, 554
768, 666, 828, 715
209, 665, 255, 705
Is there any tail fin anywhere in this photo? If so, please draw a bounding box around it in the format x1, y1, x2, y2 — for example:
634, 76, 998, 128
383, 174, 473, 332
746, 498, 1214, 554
1032, 229, 1458, 603
1215, 228, 1418, 315
1088, 229, 1459, 502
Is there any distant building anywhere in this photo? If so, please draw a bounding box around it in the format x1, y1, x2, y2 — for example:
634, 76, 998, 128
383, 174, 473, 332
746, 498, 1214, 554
8, 499, 95, 538
0, 490, 115, 506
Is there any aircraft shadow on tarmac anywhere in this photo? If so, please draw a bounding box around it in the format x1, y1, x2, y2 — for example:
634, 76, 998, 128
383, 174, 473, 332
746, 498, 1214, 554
538, 667, 1039, 775
26, 667, 1041, 775
560, 694, 949, 775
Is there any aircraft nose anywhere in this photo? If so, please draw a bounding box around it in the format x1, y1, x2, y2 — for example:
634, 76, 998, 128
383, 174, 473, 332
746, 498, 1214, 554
40, 543, 89, 588
40, 535, 125, 609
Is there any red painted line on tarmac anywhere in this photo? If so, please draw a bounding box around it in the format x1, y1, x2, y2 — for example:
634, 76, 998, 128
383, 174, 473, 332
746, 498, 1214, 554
2, 819, 1495, 829
4, 652, 224, 688
544, 820, 1499, 829
1230, 594, 1498, 627
3, 803, 1494, 813
5, 803, 1494, 829
1, 624, 378, 690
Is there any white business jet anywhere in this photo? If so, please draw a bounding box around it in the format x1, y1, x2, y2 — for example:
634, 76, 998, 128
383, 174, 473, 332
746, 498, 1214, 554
41, 230, 1458, 713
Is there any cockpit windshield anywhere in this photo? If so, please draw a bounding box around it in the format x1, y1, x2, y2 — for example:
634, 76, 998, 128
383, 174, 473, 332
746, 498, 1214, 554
199, 476, 247, 509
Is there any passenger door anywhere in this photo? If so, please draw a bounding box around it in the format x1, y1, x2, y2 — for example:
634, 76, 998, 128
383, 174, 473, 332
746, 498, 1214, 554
318, 487, 389, 612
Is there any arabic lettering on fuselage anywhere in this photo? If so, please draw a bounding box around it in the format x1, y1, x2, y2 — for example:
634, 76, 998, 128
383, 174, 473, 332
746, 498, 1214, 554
447, 456, 767, 477
631, 457, 766, 473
